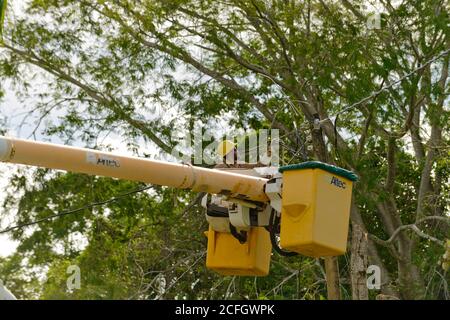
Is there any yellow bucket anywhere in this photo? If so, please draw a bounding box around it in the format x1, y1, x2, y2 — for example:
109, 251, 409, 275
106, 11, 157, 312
205, 226, 272, 276
279, 162, 357, 257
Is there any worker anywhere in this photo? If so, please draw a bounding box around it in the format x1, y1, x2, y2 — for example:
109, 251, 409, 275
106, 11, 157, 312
214, 140, 268, 169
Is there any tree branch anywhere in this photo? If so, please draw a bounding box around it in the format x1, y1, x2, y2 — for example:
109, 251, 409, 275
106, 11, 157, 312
370, 216, 450, 247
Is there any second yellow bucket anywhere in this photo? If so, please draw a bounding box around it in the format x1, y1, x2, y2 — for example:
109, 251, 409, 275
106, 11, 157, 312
278, 161, 357, 257
205, 226, 272, 276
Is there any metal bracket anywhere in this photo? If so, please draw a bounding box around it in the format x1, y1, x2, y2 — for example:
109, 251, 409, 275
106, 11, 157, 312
265, 177, 282, 214
228, 202, 251, 229
202, 194, 231, 233
203, 193, 273, 232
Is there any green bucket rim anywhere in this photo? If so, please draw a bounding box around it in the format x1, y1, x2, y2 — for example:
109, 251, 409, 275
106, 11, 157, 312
279, 161, 358, 182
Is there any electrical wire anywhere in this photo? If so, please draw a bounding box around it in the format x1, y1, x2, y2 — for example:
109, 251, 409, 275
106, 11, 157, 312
1, 49, 447, 238
320, 48, 450, 124
229, 222, 248, 244
268, 209, 298, 257
0, 185, 153, 234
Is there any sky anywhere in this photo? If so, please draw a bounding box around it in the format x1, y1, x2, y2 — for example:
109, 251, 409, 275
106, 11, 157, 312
0, 83, 168, 257
0, 1, 228, 258
0, 4, 31, 262
0, 0, 441, 258
0, 181, 17, 257
0, 89, 26, 257
0, 2, 152, 258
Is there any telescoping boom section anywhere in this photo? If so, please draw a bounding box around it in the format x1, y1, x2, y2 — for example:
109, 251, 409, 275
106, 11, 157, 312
0, 135, 358, 277
0, 136, 268, 202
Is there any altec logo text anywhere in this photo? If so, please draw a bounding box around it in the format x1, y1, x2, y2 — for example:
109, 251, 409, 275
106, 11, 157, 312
86, 152, 121, 168
330, 176, 346, 189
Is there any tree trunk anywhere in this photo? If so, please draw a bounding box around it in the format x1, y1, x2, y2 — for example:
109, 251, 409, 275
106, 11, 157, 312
324, 257, 341, 300
397, 261, 425, 300
350, 203, 399, 297
350, 224, 369, 300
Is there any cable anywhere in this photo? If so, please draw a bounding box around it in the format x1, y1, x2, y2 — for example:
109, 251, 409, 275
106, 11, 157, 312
0, 185, 153, 234
229, 222, 247, 244
333, 113, 341, 160
268, 209, 298, 257
320, 48, 450, 123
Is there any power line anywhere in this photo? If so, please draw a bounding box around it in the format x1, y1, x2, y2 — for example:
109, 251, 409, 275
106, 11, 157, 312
320, 48, 450, 123
0, 185, 153, 234
1, 49, 448, 234
260, 48, 449, 160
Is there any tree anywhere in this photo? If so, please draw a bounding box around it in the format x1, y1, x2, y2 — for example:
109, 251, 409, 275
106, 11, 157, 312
0, 0, 448, 299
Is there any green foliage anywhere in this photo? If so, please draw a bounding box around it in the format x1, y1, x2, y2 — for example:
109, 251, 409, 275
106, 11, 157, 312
0, 0, 448, 300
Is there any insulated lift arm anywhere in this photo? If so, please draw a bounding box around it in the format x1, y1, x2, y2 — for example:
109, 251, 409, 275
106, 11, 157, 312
0, 135, 357, 276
